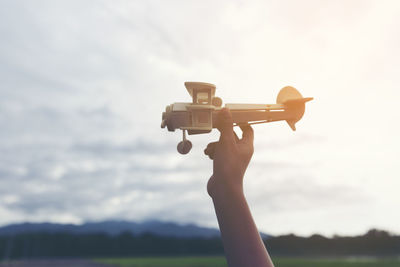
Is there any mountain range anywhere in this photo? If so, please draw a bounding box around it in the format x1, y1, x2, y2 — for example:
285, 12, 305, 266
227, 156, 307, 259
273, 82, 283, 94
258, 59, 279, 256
0, 220, 271, 239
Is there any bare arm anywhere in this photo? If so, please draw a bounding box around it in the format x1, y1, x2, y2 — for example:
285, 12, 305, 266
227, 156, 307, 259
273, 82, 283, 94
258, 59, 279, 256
205, 108, 274, 267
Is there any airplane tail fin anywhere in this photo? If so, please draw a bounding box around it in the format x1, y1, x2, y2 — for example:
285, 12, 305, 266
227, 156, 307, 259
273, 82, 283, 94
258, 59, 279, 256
277, 86, 313, 131
286, 120, 297, 131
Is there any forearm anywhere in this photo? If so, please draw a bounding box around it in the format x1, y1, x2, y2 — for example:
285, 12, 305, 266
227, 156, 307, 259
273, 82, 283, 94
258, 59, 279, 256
211, 180, 274, 267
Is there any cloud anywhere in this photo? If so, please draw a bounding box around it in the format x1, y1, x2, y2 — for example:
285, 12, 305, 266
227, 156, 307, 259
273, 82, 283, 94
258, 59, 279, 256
0, 0, 399, 236
0, 130, 212, 226
71, 139, 173, 156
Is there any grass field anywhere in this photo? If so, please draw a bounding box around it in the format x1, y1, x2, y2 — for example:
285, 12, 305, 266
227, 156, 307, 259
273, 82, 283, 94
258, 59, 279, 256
97, 256, 400, 267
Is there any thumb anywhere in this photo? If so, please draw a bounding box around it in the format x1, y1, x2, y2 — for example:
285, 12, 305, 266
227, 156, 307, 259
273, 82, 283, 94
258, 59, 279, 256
217, 108, 234, 143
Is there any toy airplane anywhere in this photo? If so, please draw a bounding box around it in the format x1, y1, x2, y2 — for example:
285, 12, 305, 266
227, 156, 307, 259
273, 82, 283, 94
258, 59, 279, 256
161, 82, 313, 154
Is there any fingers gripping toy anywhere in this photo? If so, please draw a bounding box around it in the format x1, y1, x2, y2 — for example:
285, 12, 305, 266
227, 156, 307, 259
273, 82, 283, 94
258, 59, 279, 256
161, 82, 313, 154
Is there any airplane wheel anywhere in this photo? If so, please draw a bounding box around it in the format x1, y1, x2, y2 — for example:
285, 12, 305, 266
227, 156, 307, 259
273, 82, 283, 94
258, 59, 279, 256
177, 140, 192, 154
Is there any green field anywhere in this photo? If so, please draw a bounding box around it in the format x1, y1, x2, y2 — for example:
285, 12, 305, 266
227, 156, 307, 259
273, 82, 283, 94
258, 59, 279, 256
97, 256, 400, 267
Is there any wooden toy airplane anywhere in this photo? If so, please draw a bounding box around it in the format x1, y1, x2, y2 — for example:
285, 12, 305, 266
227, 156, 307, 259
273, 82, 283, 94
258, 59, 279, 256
161, 82, 313, 154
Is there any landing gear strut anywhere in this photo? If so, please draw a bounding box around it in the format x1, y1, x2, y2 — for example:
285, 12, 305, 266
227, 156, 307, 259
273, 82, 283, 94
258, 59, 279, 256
177, 130, 192, 154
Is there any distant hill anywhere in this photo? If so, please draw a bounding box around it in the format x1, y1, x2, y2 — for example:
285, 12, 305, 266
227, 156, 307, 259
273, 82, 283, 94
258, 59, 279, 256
0, 221, 212, 238
0, 220, 222, 238
0, 220, 272, 239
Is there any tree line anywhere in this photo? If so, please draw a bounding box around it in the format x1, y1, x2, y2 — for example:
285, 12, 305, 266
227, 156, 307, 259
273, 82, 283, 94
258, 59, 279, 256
1, 229, 398, 259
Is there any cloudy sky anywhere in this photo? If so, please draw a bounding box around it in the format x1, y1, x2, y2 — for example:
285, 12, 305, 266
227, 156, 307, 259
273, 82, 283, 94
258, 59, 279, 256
0, 0, 399, 236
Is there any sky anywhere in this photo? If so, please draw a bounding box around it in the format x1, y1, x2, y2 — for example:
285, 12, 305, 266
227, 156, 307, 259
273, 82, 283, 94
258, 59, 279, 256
0, 0, 399, 237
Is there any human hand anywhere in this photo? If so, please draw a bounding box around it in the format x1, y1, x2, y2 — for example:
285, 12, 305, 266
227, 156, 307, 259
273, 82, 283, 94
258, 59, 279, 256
204, 108, 254, 199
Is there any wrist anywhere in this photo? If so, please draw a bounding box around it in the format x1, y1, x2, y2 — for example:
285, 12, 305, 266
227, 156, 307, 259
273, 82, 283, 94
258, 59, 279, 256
207, 175, 244, 200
